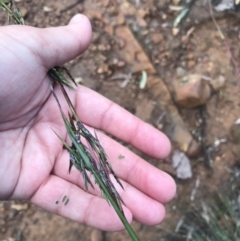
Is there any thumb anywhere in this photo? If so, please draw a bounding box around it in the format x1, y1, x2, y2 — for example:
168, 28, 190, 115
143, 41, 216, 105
37, 14, 92, 68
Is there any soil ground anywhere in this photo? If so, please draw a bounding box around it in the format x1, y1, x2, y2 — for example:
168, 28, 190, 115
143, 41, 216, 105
1, 0, 240, 241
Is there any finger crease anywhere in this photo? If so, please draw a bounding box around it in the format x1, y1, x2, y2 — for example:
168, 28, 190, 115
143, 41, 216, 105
128, 120, 141, 145
99, 101, 115, 131
83, 195, 95, 226
125, 158, 140, 185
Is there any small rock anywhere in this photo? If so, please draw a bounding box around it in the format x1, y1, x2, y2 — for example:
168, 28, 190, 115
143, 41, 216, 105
98, 54, 107, 61
77, 4, 84, 13
90, 229, 103, 241
151, 20, 160, 29
187, 60, 195, 69
117, 61, 125, 67
107, 6, 118, 15
97, 64, 109, 74
107, 70, 112, 75
162, 13, 167, 20
172, 0, 181, 5
235, 118, 240, 124
105, 25, 113, 35
120, 2, 136, 16
151, 33, 163, 44
137, 16, 147, 27
230, 119, 240, 143
172, 27, 180, 36
176, 67, 186, 77
90, 45, 97, 51
181, 35, 189, 43
19, 6, 28, 17
43, 6, 53, 12
0, 226, 6, 234
117, 12, 125, 25
105, 44, 111, 51
141, 29, 149, 36
213, 0, 234, 11
215, 156, 221, 162
92, 32, 100, 42
115, 36, 125, 49
74, 77, 83, 84
111, 58, 119, 65
97, 44, 107, 51
138, 8, 149, 18
97, 68, 103, 74
172, 150, 192, 179
207, 62, 214, 73
187, 53, 194, 60
209, 75, 226, 91
85, 9, 103, 21
174, 74, 211, 108
11, 203, 28, 211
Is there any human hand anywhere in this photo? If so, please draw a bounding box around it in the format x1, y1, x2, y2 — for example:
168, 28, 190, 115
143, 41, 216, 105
0, 14, 176, 231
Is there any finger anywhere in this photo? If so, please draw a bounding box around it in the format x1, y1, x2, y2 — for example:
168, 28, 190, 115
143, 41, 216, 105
38, 14, 92, 68
30, 175, 132, 231
64, 85, 171, 159
2, 14, 92, 68
53, 129, 175, 204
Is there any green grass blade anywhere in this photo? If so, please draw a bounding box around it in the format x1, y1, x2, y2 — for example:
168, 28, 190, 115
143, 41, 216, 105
49, 68, 75, 89
93, 171, 140, 241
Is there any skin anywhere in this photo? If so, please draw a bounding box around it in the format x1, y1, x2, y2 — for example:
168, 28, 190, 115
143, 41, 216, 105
0, 14, 176, 231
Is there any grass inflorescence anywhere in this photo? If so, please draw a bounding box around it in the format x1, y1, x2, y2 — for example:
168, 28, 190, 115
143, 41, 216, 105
0, 1, 140, 240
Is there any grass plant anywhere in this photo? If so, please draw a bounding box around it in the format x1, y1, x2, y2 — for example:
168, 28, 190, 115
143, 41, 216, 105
170, 168, 240, 241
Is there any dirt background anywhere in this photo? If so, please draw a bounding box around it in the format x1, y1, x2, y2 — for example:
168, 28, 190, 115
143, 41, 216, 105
1, 0, 240, 240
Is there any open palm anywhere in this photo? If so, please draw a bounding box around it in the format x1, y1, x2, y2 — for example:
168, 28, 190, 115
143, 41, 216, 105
0, 14, 176, 231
